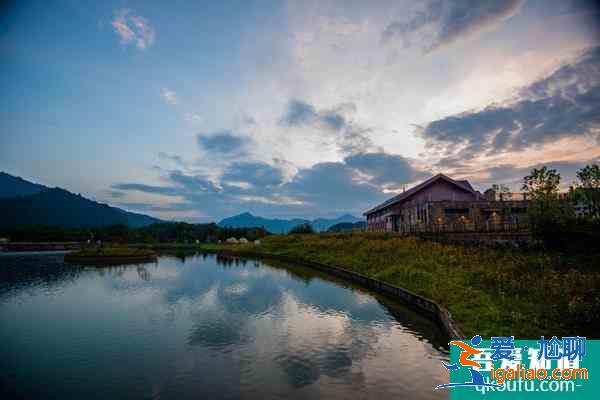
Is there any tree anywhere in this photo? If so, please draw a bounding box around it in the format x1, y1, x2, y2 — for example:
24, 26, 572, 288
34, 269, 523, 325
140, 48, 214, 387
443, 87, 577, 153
522, 167, 564, 223
522, 167, 571, 247
573, 164, 600, 219
522, 166, 561, 201
289, 223, 314, 234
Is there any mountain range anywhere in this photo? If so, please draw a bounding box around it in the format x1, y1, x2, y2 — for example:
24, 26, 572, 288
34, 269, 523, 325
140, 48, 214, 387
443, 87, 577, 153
1, 172, 363, 232
327, 221, 366, 232
0, 172, 162, 228
218, 212, 362, 233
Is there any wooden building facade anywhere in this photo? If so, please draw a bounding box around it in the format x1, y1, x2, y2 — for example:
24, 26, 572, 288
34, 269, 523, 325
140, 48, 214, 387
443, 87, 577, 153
364, 174, 529, 233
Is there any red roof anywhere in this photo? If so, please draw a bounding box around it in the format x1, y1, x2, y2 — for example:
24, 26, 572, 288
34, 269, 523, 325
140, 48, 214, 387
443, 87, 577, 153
364, 173, 481, 215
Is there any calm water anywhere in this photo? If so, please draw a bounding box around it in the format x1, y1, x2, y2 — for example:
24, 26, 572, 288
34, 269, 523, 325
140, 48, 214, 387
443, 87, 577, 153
0, 252, 449, 399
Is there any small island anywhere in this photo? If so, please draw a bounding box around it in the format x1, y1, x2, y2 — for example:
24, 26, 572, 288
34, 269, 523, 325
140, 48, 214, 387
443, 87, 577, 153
64, 247, 157, 265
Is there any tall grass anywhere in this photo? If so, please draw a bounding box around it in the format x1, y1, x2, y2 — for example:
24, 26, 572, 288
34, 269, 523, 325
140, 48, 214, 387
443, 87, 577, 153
215, 232, 599, 337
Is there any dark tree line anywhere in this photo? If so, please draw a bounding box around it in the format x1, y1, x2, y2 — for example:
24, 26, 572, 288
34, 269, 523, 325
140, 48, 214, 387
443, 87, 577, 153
1, 222, 269, 244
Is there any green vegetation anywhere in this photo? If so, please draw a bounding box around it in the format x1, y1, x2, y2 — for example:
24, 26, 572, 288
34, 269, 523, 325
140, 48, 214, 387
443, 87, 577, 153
0, 187, 161, 229
205, 232, 600, 338
327, 221, 366, 232
523, 164, 600, 253
288, 223, 315, 234
1, 222, 269, 244
572, 164, 600, 218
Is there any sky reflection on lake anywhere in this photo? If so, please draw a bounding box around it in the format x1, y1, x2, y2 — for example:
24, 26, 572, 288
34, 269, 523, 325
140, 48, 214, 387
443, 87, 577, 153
0, 252, 449, 399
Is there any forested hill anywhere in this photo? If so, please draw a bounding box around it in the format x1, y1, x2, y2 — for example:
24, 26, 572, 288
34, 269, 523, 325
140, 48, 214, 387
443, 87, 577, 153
0, 172, 47, 198
0, 174, 162, 228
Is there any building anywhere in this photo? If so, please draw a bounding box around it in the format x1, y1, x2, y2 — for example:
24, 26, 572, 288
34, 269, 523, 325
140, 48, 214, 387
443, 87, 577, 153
364, 174, 529, 233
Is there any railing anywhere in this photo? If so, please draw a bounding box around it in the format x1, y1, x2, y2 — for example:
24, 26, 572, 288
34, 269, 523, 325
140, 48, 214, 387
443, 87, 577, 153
396, 220, 529, 234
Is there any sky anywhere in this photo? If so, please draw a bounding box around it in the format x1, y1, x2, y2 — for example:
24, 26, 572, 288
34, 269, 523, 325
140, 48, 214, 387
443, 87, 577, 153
1, 0, 599, 222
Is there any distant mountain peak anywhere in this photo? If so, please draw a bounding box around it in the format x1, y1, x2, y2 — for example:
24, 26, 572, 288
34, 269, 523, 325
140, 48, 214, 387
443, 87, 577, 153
218, 212, 362, 233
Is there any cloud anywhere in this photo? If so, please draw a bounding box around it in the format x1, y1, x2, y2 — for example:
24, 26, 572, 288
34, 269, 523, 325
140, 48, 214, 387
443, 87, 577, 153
197, 131, 253, 155
520, 46, 600, 100
280, 99, 376, 155
281, 99, 347, 132
110, 149, 426, 220
111, 9, 155, 50
111, 182, 181, 196
161, 88, 177, 105
116, 202, 197, 213
222, 161, 284, 187
420, 46, 600, 159
382, 0, 524, 52
185, 113, 205, 126
344, 152, 428, 187
283, 162, 384, 211
113, 171, 220, 199
108, 190, 125, 199
470, 159, 599, 189
281, 99, 318, 126
168, 171, 220, 193
157, 152, 187, 168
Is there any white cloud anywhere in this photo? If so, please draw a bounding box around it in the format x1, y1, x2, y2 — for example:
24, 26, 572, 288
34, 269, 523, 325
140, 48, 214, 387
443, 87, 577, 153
185, 112, 205, 125
105, 0, 600, 220
161, 88, 177, 105
111, 9, 155, 50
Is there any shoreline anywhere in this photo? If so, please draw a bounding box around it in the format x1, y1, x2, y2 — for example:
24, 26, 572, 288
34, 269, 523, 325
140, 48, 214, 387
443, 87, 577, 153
64, 253, 158, 265
201, 246, 464, 339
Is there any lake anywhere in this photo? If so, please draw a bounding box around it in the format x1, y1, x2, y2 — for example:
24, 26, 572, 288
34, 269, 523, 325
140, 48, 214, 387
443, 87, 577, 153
0, 252, 449, 399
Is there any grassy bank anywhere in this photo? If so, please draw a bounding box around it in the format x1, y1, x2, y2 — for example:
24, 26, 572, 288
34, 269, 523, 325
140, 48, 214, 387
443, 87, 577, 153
202, 233, 599, 337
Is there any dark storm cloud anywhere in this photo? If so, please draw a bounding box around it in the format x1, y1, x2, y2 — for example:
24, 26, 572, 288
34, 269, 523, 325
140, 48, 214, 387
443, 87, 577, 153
421, 46, 600, 158
221, 161, 284, 187
197, 131, 252, 154
280, 99, 375, 155
382, 0, 524, 51
344, 152, 428, 187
